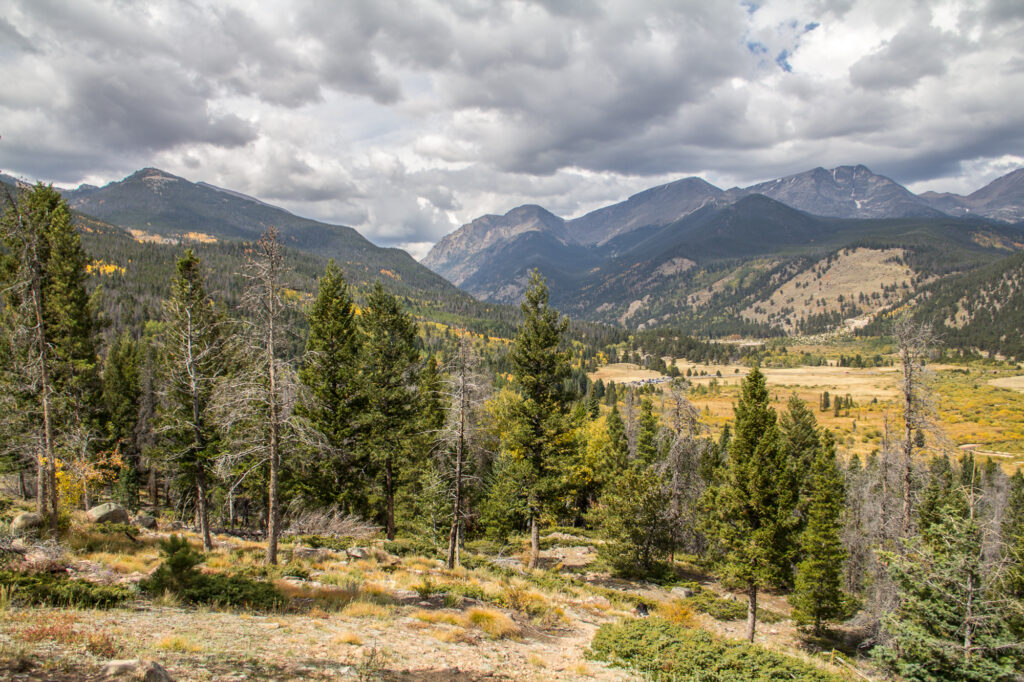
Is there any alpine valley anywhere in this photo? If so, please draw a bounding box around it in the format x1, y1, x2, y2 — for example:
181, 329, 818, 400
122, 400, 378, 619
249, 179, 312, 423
423, 164, 1024, 356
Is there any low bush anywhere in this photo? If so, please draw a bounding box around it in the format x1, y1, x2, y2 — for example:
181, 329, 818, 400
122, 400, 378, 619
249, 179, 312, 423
281, 534, 354, 551
588, 617, 842, 681
0, 570, 133, 608
383, 537, 437, 557
140, 535, 283, 610
683, 591, 785, 623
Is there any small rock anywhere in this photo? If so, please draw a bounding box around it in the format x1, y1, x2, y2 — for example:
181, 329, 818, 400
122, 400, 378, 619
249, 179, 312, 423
346, 547, 369, 559
671, 586, 694, 599
87, 503, 131, 525
11, 512, 44, 534
135, 514, 157, 529
102, 658, 173, 681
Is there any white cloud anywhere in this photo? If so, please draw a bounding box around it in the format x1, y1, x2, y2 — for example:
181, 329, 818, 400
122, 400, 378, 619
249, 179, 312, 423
0, 0, 1021, 254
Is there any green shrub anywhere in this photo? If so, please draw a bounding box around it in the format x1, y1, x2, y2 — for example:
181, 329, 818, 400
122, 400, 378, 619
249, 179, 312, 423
140, 534, 283, 610
176, 573, 283, 610
0, 570, 133, 608
383, 537, 436, 557
282, 535, 355, 551
683, 591, 785, 623
463, 539, 504, 555
588, 617, 841, 681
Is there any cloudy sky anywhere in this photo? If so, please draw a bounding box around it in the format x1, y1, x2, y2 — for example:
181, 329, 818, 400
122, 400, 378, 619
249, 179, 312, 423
1, 0, 1022, 259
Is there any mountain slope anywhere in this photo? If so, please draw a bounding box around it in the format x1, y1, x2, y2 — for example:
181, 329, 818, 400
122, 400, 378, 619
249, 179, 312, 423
736, 165, 943, 219
64, 167, 457, 295
565, 176, 724, 246
421, 204, 567, 287
920, 168, 1024, 222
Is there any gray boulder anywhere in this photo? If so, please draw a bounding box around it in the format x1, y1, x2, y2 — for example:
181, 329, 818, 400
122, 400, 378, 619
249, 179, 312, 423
87, 503, 131, 525
670, 586, 695, 599
135, 514, 157, 529
102, 659, 173, 681
11, 511, 44, 534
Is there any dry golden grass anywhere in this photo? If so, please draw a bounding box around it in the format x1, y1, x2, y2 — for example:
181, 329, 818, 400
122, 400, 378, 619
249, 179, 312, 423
990, 375, 1024, 393
413, 609, 466, 627
340, 601, 392, 619
331, 631, 362, 646
155, 634, 203, 653
429, 626, 474, 644
590, 363, 664, 383
656, 599, 698, 627
82, 551, 159, 574
741, 247, 912, 332
570, 662, 594, 677
466, 607, 520, 639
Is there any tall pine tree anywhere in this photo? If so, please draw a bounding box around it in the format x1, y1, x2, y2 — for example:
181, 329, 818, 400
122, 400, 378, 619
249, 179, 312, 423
295, 261, 367, 512
508, 270, 573, 569
158, 250, 224, 550
703, 366, 798, 641
361, 283, 422, 541
791, 430, 854, 635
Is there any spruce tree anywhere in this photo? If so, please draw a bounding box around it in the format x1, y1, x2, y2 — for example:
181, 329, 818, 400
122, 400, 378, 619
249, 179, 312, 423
1, 184, 99, 531
791, 431, 853, 635
876, 487, 1021, 680
102, 332, 142, 508
780, 394, 821, 527
592, 462, 673, 576
597, 404, 629, 486
635, 398, 660, 465
361, 283, 422, 541
295, 260, 366, 511
703, 366, 798, 641
508, 270, 573, 568
1002, 470, 1024, 642
159, 250, 224, 550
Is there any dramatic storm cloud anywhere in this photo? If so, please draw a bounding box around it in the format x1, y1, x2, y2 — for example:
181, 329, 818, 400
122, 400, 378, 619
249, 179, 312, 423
1, 0, 1022, 258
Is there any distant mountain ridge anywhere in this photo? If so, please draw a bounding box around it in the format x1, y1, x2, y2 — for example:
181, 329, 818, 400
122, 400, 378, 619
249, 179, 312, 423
59, 167, 462, 298
919, 168, 1024, 222
422, 164, 1024, 339
424, 165, 1024, 298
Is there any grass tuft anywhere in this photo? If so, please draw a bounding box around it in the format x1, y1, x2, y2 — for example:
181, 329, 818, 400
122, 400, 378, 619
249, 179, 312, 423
466, 607, 520, 639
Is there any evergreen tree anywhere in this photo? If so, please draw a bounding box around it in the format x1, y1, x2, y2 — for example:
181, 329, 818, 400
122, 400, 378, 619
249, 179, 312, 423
918, 455, 954, 532
780, 394, 820, 526
635, 398, 660, 465
791, 431, 854, 635
507, 270, 573, 568
0, 184, 99, 530
294, 260, 366, 511
597, 404, 629, 486
102, 332, 142, 508
876, 487, 1021, 680
1002, 471, 1024, 641
158, 250, 225, 550
592, 462, 673, 576
703, 366, 798, 642
361, 283, 422, 541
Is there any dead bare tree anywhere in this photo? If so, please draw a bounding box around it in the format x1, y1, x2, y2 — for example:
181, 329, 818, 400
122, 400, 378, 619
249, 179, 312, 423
892, 316, 937, 536
213, 227, 296, 564
436, 336, 490, 569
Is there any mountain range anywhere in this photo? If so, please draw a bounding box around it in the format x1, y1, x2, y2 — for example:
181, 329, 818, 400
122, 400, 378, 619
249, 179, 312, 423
423, 164, 1024, 337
